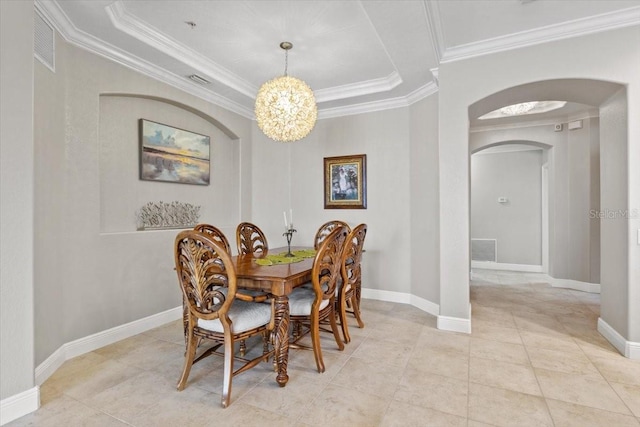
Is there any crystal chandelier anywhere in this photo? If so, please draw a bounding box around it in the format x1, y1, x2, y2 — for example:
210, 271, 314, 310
255, 42, 317, 143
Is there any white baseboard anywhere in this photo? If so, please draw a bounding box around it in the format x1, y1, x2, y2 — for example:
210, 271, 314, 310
629, 341, 640, 359
545, 275, 600, 294
597, 317, 639, 360
0, 386, 39, 426
35, 346, 66, 388
471, 261, 543, 273
362, 288, 410, 304
35, 306, 182, 385
437, 304, 472, 334
410, 294, 440, 317
361, 288, 440, 317
362, 288, 469, 333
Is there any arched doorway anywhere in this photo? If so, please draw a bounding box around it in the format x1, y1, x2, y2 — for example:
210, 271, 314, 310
457, 79, 633, 357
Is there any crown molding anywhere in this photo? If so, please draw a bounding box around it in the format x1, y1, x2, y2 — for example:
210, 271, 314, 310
38, 0, 434, 119
34, 0, 254, 119
318, 81, 439, 120
43, 1, 632, 121
319, 96, 409, 120
406, 81, 439, 104
430, 68, 439, 87
109, 1, 405, 104
441, 6, 640, 63
422, 0, 445, 62
314, 71, 402, 103
106, 1, 257, 99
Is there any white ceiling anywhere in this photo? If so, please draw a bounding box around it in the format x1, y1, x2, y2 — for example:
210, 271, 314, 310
37, 0, 640, 121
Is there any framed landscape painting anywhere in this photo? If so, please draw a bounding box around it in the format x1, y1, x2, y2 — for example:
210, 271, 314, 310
324, 154, 367, 209
139, 119, 210, 185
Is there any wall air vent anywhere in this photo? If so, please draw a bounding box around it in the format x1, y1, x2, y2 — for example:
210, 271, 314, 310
471, 238, 497, 262
34, 9, 55, 72
188, 74, 211, 85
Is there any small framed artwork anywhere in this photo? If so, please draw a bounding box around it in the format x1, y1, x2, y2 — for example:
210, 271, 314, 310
324, 154, 367, 209
139, 119, 210, 185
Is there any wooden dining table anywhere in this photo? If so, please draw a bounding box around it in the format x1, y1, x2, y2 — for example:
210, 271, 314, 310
232, 246, 315, 387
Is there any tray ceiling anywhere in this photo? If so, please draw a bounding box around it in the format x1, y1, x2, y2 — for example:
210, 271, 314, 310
37, 0, 640, 119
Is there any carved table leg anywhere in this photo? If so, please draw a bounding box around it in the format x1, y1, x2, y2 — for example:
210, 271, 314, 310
272, 294, 290, 387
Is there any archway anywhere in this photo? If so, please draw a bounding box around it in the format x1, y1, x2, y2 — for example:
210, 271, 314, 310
459, 78, 633, 356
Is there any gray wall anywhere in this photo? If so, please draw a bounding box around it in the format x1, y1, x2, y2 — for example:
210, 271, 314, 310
471, 148, 543, 265
33, 36, 253, 366
600, 88, 629, 339
567, 118, 601, 283
410, 94, 441, 303
438, 25, 640, 333
249, 107, 417, 297
0, 0, 35, 400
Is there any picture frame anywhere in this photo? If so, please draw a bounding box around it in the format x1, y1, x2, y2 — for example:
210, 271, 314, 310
324, 154, 367, 209
139, 119, 210, 185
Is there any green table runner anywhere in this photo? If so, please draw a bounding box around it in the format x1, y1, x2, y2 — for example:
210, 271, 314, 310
255, 249, 317, 266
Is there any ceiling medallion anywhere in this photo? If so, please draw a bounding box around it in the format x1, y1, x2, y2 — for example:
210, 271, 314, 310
254, 42, 317, 143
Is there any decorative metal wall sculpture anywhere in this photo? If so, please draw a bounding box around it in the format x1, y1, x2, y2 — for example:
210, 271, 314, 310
137, 201, 201, 230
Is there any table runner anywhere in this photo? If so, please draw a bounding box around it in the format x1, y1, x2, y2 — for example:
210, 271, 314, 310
255, 249, 317, 266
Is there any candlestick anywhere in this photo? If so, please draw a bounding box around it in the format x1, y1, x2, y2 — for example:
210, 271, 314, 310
282, 227, 297, 257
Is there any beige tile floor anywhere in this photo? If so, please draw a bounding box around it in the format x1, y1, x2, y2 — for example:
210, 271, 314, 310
9, 270, 640, 426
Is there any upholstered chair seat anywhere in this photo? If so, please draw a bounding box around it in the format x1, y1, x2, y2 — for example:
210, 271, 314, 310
288, 286, 331, 316
198, 299, 273, 334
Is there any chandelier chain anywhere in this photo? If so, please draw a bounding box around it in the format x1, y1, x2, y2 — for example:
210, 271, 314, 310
284, 49, 288, 76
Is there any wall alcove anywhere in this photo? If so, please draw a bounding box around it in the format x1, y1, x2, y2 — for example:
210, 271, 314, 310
98, 94, 240, 234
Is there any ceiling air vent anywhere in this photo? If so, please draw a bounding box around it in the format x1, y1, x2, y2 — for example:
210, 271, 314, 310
188, 74, 211, 85
34, 9, 55, 72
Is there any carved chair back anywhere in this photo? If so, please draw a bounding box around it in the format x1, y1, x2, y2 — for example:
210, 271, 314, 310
337, 223, 367, 342
175, 230, 237, 323
340, 223, 367, 297
194, 223, 232, 254
236, 222, 268, 255
314, 220, 350, 250
312, 225, 349, 303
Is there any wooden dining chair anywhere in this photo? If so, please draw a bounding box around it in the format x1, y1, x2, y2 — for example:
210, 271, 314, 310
194, 223, 232, 253
174, 230, 275, 408
337, 223, 367, 343
236, 222, 268, 255
289, 226, 347, 373
313, 220, 350, 250
194, 223, 269, 356
182, 224, 233, 348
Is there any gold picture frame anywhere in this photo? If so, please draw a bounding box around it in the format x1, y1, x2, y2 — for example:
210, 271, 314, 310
324, 154, 367, 209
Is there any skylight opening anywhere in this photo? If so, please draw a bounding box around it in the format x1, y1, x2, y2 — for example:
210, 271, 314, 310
478, 101, 567, 120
